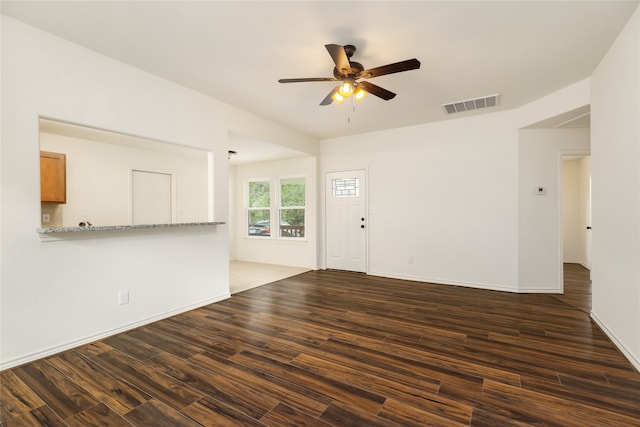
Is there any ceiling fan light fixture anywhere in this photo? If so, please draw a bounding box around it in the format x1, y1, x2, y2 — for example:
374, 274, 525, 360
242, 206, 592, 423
332, 91, 346, 104
354, 86, 367, 101
338, 81, 353, 98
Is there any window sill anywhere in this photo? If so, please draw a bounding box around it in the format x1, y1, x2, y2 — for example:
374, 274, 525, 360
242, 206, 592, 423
243, 236, 307, 243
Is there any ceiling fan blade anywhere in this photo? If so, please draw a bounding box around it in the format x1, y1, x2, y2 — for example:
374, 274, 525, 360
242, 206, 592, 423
356, 58, 421, 79
325, 44, 352, 76
320, 86, 339, 106
279, 77, 337, 83
358, 81, 396, 100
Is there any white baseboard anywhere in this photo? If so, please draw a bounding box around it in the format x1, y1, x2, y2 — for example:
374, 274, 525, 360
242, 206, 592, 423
579, 262, 591, 271
563, 259, 591, 270
0, 293, 230, 371
367, 271, 520, 293
591, 312, 640, 373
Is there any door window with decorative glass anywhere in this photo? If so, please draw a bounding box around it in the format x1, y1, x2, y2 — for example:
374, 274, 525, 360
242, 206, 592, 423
279, 177, 305, 238
247, 179, 270, 237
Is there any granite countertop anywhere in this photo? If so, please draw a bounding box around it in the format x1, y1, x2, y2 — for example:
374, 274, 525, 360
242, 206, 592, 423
37, 221, 225, 233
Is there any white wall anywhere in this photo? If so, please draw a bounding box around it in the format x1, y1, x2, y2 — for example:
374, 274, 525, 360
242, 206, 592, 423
0, 16, 317, 369
590, 6, 640, 371
321, 112, 521, 291
518, 129, 590, 292
40, 132, 209, 227
320, 82, 591, 293
233, 156, 317, 268
229, 164, 238, 260
562, 156, 591, 267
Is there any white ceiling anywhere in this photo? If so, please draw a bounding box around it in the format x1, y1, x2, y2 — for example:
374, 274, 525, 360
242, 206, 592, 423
2, 1, 638, 150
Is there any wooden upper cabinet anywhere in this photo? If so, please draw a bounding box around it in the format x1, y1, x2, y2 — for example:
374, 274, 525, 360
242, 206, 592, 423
40, 151, 66, 204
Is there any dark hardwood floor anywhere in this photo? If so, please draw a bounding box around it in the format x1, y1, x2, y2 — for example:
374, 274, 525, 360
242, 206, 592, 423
2, 264, 639, 426
552, 263, 592, 313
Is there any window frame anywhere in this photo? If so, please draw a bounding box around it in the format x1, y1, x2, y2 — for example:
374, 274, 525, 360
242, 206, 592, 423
277, 175, 306, 240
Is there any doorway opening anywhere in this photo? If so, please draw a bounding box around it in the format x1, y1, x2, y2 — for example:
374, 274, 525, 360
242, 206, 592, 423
560, 154, 591, 311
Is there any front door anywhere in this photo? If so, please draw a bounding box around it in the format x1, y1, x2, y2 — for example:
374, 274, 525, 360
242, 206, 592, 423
325, 170, 367, 272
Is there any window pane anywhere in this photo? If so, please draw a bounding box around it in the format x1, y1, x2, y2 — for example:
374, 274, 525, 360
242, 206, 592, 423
248, 181, 270, 208
280, 208, 305, 238
332, 177, 359, 198
248, 210, 270, 236
280, 178, 305, 207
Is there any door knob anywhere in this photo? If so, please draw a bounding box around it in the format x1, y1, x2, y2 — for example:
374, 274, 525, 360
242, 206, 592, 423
361, 217, 365, 221
360, 225, 365, 229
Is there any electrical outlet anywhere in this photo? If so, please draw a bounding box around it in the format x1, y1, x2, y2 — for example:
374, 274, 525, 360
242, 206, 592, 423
118, 290, 129, 305
42, 213, 51, 223
407, 255, 413, 264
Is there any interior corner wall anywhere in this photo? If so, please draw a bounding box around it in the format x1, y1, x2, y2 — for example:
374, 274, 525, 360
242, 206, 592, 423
518, 129, 590, 292
590, 5, 640, 371
0, 16, 315, 369
233, 156, 318, 269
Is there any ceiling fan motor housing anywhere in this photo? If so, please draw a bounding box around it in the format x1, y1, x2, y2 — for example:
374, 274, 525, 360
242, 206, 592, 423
333, 62, 364, 79
332, 44, 363, 79
343, 44, 356, 58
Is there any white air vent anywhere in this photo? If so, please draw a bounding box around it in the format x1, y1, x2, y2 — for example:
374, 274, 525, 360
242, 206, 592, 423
442, 94, 499, 114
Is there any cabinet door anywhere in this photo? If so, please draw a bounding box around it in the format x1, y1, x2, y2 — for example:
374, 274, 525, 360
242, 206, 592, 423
40, 151, 66, 204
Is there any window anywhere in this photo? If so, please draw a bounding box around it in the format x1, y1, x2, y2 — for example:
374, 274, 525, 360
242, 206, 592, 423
247, 180, 270, 236
332, 177, 359, 198
279, 177, 305, 238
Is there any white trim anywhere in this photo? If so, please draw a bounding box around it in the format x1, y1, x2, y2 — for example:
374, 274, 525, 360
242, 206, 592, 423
578, 262, 591, 271
0, 293, 230, 371
591, 312, 640, 373
367, 271, 527, 293
557, 152, 565, 293
563, 259, 592, 271
559, 149, 591, 294
245, 177, 272, 238
277, 175, 307, 241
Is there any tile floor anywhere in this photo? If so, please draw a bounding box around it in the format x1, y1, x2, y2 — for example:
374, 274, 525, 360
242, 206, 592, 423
229, 261, 310, 294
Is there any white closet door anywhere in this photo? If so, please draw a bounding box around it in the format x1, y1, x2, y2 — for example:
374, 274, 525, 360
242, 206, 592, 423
132, 170, 172, 224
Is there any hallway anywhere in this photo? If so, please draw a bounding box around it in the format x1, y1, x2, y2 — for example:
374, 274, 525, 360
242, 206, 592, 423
553, 263, 591, 313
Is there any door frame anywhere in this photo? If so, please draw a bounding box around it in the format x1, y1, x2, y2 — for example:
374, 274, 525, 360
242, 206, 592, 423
323, 168, 368, 273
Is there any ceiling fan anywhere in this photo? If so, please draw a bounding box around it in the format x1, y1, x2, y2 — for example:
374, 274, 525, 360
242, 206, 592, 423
278, 44, 421, 106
